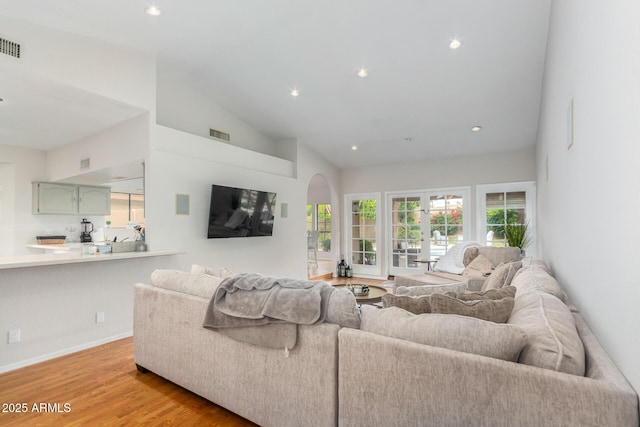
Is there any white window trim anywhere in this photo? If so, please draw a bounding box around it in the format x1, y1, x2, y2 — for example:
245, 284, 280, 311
476, 181, 536, 256
385, 186, 471, 276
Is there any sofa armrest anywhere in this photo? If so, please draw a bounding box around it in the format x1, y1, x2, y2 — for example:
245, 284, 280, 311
338, 328, 638, 427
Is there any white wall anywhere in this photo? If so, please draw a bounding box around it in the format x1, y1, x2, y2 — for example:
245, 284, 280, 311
537, 0, 640, 392
156, 57, 280, 158
0, 15, 155, 112
340, 147, 537, 276
146, 126, 340, 279
0, 255, 182, 373
46, 114, 149, 183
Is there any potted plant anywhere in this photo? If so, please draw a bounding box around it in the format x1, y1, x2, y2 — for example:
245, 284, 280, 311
505, 221, 531, 255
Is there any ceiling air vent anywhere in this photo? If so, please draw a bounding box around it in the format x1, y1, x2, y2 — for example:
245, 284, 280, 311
0, 37, 21, 59
210, 128, 231, 142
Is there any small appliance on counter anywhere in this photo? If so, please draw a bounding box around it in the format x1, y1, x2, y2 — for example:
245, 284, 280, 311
80, 218, 94, 243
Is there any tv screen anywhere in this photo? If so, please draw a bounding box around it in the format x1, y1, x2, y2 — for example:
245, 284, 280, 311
207, 184, 277, 238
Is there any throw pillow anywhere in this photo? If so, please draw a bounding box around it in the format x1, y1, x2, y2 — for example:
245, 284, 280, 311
482, 261, 522, 290
360, 306, 528, 362
462, 254, 494, 277
395, 281, 466, 297
508, 292, 585, 376
325, 288, 361, 329
446, 286, 517, 301
381, 294, 431, 314
219, 267, 236, 279
429, 293, 515, 323
463, 247, 480, 267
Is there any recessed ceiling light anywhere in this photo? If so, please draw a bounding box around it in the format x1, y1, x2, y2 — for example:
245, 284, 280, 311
405, 137, 413, 142
351, 145, 358, 151
471, 126, 482, 132
357, 68, 368, 78
145, 6, 163, 16
290, 89, 300, 97
0, 97, 4, 103
449, 39, 462, 49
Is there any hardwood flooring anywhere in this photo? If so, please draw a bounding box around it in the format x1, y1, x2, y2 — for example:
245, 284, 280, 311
0, 337, 257, 427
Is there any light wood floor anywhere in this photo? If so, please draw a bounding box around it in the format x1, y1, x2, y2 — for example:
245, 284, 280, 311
0, 337, 258, 427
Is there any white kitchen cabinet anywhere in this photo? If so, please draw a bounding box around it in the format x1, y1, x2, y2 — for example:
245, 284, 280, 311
32, 182, 111, 215
78, 186, 111, 215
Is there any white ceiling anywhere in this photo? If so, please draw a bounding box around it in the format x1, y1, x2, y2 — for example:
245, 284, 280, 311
0, 0, 551, 169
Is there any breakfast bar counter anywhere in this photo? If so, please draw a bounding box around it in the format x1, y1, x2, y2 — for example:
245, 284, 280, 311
0, 249, 184, 270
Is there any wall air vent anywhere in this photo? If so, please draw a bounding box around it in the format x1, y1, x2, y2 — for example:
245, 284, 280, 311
0, 37, 21, 59
80, 158, 90, 169
209, 128, 231, 142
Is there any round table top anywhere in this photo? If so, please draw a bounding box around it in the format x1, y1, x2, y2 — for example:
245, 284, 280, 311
333, 284, 388, 304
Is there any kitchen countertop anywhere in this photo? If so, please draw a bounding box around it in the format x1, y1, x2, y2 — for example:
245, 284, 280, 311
0, 249, 185, 270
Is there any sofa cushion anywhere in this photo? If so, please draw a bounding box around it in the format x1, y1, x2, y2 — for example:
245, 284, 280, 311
511, 266, 565, 302
325, 288, 361, 329
381, 293, 431, 314
151, 269, 223, 299
482, 261, 522, 291
429, 293, 514, 323
477, 246, 522, 266
463, 254, 494, 277
508, 292, 585, 376
463, 246, 480, 266
395, 281, 466, 296
447, 285, 516, 301
360, 306, 528, 361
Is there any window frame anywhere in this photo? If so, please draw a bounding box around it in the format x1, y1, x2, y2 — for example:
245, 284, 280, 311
476, 181, 536, 255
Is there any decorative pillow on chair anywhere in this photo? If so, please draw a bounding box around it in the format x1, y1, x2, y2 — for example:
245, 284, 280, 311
429, 293, 515, 323
482, 261, 522, 290
462, 254, 494, 277
446, 286, 516, 301
381, 294, 431, 314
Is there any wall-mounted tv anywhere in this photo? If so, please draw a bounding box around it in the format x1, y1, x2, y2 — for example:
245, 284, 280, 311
207, 184, 277, 238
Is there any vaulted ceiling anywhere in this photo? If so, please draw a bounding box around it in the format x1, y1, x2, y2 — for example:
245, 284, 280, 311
0, 0, 551, 168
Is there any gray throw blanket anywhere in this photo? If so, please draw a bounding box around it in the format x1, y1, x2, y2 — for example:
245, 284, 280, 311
203, 273, 334, 329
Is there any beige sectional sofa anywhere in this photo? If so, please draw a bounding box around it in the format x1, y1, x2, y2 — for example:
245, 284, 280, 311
133, 258, 639, 427
394, 246, 522, 293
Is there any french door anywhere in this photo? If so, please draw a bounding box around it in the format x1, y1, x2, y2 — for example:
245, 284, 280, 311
345, 193, 382, 277
387, 188, 470, 276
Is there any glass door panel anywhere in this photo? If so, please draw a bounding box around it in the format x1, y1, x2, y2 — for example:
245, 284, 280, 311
350, 199, 378, 268
428, 193, 464, 258
388, 195, 427, 276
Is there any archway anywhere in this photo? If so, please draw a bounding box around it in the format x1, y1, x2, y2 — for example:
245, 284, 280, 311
306, 174, 334, 278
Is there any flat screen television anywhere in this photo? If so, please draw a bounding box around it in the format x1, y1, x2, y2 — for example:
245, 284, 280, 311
207, 184, 277, 238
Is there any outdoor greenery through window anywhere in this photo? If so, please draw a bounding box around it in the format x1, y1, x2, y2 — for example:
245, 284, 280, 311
485, 191, 526, 247
106, 193, 144, 228
429, 194, 463, 257
351, 199, 377, 266
391, 196, 422, 268
306, 203, 332, 252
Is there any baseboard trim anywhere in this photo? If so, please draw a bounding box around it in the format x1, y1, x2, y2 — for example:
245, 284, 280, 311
0, 331, 133, 374
309, 272, 333, 281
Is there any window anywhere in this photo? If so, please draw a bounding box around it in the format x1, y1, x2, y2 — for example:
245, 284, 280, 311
485, 191, 526, 247
106, 193, 144, 228
316, 204, 331, 252
307, 203, 332, 252
429, 193, 464, 257
476, 182, 536, 255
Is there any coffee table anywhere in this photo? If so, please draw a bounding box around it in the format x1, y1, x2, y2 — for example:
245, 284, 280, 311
333, 284, 388, 304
